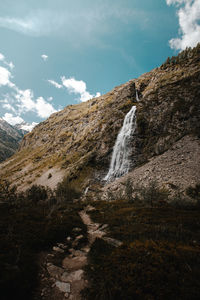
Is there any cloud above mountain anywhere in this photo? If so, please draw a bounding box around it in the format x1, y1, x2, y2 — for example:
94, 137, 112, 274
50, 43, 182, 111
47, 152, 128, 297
3, 113, 24, 125
48, 76, 101, 102
166, 0, 200, 51
0, 52, 57, 126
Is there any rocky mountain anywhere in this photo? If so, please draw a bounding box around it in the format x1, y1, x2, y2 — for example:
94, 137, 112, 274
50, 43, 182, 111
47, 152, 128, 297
0, 44, 199, 193
0, 118, 27, 162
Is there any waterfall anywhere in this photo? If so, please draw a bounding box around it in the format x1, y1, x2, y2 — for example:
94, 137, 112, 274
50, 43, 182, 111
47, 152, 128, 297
136, 90, 139, 102
104, 105, 137, 181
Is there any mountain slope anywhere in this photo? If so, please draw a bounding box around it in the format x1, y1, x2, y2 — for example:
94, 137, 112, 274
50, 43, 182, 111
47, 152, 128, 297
0, 44, 199, 191
0, 118, 26, 162
0, 80, 137, 189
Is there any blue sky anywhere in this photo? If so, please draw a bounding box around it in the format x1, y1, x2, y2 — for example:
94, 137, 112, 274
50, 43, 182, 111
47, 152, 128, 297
0, 0, 199, 130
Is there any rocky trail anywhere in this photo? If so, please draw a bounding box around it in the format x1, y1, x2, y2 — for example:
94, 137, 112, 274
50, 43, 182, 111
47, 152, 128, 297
35, 205, 122, 300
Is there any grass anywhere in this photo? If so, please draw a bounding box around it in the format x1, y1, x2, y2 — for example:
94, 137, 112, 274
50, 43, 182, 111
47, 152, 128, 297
83, 183, 200, 300
83, 238, 200, 300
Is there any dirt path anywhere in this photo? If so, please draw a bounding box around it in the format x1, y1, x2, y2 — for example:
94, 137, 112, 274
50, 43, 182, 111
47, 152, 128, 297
79, 205, 106, 244
61, 205, 107, 300
36, 205, 112, 300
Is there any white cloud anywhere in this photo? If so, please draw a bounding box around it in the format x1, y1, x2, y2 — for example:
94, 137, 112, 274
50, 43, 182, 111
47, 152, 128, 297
0, 13, 68, 37
0, 62, 57, 122
0, 7, 148, 47
61, 77, 87, 95
41, 54, 48, 61
15, 89, 35, 112
15, 88, 57, 118
167, 0, 200, 51
2, 103, 16, 113
0, 66, 12, 86
0, 53, 5, 61
0, 17, 38, 36
95, 92, 101, 98
61, 76, 101, 102
35, 97, 57, 118
20, 122, 38, 132
48, 79, 63, 89
7, 62, 15, 70
2, 113, 37, 131
48, 76, 101, 102
0, 52, 15, 70
3, 113, 24, 125
166, 0, 185, 4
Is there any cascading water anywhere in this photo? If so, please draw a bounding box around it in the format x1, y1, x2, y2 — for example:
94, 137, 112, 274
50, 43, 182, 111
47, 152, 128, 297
104, 105, 137, 181
136, 90, 139, 102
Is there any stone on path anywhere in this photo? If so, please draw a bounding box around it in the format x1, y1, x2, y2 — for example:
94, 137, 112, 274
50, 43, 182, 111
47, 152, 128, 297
55, 281, 71, 293
103, 237, 123, 247
61, 270, 84, 283
62, 256, 87, 270
53, 246, 65, 253
47, 264, 64, 279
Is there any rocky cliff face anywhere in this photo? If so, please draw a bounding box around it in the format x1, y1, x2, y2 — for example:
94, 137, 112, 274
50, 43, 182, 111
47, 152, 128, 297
0, 45, 199, 191
134, 47, 200, 165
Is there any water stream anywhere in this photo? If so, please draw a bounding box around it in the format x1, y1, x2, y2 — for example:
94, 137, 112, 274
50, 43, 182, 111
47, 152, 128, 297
104, 104, 137, 181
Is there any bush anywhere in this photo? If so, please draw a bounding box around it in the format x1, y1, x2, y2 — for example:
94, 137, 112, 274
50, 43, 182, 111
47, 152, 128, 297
0, 180, 17, 203
0, 182, 86, 300
55, 178, 81, 203
186, 183, 200, 203
134, 181, 169, 207
25, 184, 48, 204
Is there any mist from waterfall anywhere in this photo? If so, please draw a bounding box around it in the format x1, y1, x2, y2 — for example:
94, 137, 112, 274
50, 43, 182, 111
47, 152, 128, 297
104, 104, 137, 182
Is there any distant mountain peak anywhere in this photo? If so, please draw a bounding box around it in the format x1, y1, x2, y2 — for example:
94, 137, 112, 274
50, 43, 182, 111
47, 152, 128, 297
0, 118, 27, 162
14, 121, 37, 133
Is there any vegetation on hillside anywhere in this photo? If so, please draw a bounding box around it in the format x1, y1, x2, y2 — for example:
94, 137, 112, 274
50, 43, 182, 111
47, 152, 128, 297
83, 181, 200, 300
160, 43, 200, 69
0, 180, 86, 300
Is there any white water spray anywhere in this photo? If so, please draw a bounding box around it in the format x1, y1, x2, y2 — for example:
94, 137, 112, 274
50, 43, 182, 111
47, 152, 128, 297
104, 105, 137, 181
